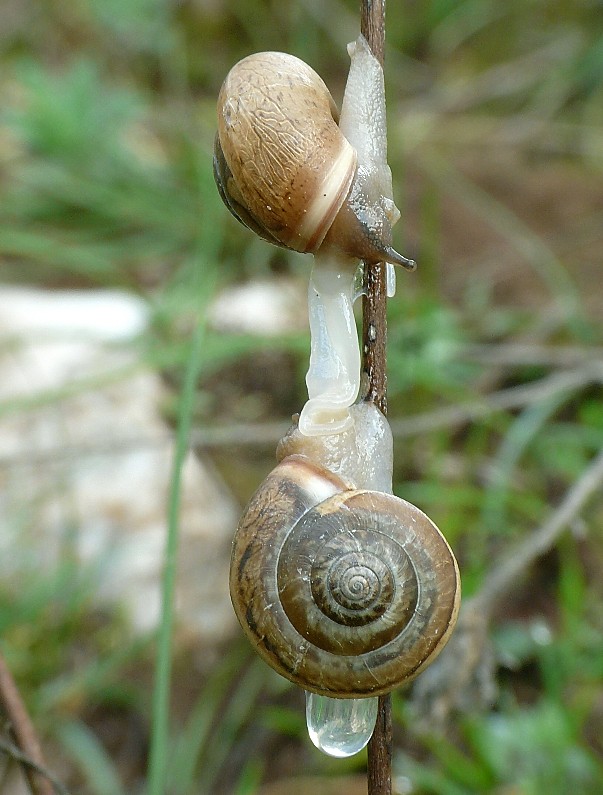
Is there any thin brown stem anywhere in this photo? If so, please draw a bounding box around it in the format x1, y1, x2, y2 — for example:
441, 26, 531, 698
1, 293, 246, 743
362, 261, 389, 415
0, 737, 70, 795
360, 2, 392, 794
0, 650, 56, 795
367, 694, 393, 795
474, 445, 603, 616
409, 446, 603, 729
1, 362, 599, 465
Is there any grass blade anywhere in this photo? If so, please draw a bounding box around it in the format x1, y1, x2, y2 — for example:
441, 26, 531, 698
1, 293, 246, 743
146, 314, 208, 795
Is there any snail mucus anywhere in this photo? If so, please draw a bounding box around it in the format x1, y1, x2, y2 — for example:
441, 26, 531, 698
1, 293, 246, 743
214, 34, 460, 750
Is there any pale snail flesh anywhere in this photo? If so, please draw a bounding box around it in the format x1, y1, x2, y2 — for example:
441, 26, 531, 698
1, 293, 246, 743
230, 403, 461, 698
213, 35, 415, 271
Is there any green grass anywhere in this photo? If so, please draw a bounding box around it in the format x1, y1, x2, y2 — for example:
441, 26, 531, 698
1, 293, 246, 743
0, 0, 602, 792
147, 310, 209, 795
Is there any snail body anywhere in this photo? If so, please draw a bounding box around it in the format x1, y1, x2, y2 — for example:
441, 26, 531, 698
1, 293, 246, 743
230, 403, 460, 698
214, 35, 414, 270
214, 36, 416, 436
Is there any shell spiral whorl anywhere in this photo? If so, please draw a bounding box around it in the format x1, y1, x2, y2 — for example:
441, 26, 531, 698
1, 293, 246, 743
230, 455, 460, 698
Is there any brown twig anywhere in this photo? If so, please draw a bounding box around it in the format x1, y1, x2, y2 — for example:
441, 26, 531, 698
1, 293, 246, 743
362, 257, 389, 416
366, 694, 393, 795
0, 736, 70, 795
474, 445, 603, 616
360, 1, 392, 793
359, 0, 389, 417
410, 446, 603, 729
0, 650, 57, 795
0, 360, 599, 467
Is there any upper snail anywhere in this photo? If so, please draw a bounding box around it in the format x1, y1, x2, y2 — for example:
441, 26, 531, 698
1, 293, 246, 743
213, 35, 415, 271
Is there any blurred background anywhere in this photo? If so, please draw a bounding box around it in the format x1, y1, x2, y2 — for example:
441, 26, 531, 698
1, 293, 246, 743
0, 0, 602, 793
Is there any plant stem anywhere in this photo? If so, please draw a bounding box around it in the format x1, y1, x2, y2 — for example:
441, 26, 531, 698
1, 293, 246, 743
475, 445, 603, 616
147, 319, 207, 795
360, 2, 392, 794
360, 0, 388, 417
362, 257, 389, 415
0, 650, 56, 795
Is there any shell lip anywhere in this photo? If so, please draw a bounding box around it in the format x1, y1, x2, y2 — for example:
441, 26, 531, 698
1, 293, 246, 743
294, 139, 357, 254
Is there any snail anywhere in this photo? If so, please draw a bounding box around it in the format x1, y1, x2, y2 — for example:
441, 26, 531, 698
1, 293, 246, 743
230, 402, 461, 698
214, 36, 416, 436
216, 36, 461, 734
213, 36, 415, 270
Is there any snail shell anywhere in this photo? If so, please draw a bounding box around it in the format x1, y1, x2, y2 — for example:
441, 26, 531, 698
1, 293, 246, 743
230, 421, 460, 698
214, 37, 415, 269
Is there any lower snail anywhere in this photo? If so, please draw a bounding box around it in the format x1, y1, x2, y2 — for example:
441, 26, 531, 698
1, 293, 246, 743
230, 402, 461, 698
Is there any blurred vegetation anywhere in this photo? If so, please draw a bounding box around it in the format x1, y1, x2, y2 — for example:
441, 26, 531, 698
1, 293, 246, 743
1, 0, 602, 793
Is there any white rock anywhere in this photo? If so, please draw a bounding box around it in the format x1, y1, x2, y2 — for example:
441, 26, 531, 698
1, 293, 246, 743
208, 277, 306, 335
0, 286, 238, 646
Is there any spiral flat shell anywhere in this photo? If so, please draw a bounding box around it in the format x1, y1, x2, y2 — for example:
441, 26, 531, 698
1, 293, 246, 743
230, 460, 460, 698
